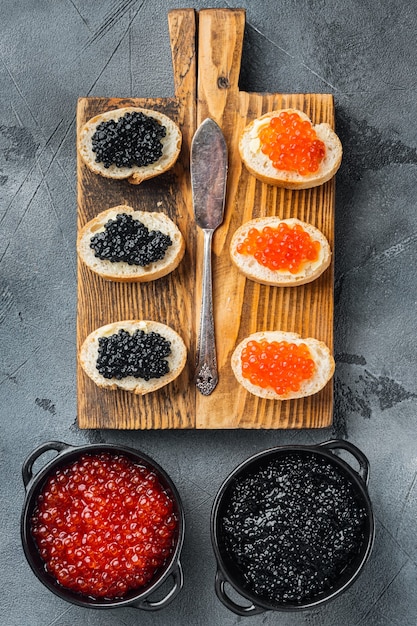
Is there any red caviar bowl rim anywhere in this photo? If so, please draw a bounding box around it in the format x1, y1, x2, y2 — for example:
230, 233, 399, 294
21, 441, 185, 609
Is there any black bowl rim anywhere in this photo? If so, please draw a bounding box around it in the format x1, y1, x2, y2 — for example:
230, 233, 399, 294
21, 441, 185, 609
210, 441, 375, 612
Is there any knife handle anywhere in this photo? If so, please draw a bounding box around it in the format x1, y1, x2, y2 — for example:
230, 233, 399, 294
195, 229, 218, 395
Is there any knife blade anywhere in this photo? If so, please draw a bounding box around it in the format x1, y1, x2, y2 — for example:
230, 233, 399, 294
191, 118, 228, 395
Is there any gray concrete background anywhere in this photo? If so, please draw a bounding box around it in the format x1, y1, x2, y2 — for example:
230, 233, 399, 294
1, 1, 417, 624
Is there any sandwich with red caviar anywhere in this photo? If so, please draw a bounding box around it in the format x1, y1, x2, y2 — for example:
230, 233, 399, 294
239, 109, 342, 189
231, 330, 335, 400
230, 216, 331, 286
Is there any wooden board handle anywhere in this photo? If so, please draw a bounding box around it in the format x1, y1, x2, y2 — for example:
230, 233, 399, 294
197, 9, 246, 126
168, 9, 197, 152
168, 9, 197, 106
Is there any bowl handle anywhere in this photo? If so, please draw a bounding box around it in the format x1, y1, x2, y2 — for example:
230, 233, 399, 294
317, 439, 370, 485
22, 441, 72, 489
130, 560, 184, 611
214, 569, 264, 616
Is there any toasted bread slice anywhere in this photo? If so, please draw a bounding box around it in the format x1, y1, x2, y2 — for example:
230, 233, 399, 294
78, 107, 182, 184
230, 217, 331, 286
79, 320, 187, 395
231, 330, 335, 400
77, 205, 185, 282
239, 109, 342, 189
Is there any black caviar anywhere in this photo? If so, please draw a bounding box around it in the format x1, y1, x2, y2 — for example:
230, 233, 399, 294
90, 213, 172, 266
91, 111, 166, 168
97, 329, 171, 380
220, 453, 367, 605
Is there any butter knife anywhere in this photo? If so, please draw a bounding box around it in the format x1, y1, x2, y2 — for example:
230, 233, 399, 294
191, 118, 228, 395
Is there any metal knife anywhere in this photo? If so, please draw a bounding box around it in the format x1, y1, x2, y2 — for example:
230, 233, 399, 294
191, 118, 228, 396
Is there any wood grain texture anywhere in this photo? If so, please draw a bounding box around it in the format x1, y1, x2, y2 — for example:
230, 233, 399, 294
76, 8, 335, 430
194, 10, 335, 428
76, 9, 197, 429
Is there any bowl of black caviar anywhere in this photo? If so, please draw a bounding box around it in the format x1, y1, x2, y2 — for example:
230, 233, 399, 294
211, 439, 374, 616
21, 441, 185, 611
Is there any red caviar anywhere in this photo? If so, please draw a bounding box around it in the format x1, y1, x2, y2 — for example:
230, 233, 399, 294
259, 111, 325, 175
30, 453, 178, 599
241, 340, 315, 395
236, 222, 320, 273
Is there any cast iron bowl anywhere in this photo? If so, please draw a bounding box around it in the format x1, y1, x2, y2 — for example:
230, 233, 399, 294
21, 441, 185, 611
211, 439, 375, 616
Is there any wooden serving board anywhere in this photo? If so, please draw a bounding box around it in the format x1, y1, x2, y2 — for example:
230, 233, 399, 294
76, 8, 335, 430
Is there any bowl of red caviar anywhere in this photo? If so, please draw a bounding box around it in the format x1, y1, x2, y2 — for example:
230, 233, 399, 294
21, 441, 184, 610
211, 440, 374, 616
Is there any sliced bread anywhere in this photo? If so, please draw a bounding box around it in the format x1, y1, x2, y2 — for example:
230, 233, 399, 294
231, 330, 335, 400
78, 107, 182, 184
79, 320, 187, 395
239, 108, 342, 189
77, 205, 185, 282
230, 216, 331, 286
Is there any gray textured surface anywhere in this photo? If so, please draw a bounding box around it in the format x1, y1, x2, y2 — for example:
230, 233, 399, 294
1, 1, 417, 624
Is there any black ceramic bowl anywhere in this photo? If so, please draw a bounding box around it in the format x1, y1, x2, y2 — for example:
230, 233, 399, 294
211, 439, 374, 616
21, 441, 185, 611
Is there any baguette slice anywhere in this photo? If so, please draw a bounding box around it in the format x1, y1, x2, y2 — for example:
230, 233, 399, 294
78, 107, 182, 184
239, 109, 342, 189
79, 320, 187, 395
77, 205, 185, 282
231, 330, 335, 400
230, 217, 331, 286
